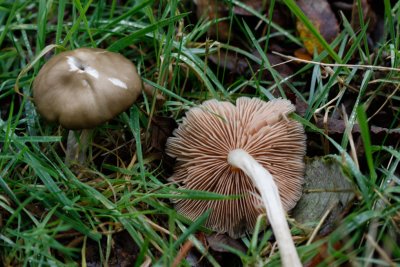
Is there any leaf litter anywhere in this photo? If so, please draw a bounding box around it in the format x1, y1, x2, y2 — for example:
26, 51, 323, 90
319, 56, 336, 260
2, 0, 399, 266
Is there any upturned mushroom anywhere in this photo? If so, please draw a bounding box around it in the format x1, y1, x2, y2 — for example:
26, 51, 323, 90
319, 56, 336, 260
166, 97, 306, 267
33, 48, 142, 163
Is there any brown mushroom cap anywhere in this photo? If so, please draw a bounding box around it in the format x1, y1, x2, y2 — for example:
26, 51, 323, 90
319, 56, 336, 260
33, 48, 141, 129
166, 97, 306, 238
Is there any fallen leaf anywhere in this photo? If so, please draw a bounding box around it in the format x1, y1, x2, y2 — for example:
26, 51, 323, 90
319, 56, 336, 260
208, 51, 293, 91
296, 0, 340, 55
315, 117, 361, 134
149, 116, 177, 152
233, 0, 267, 16
351, 0, 377, 33
314, 116, 400, 140
265, 52, 294, 80
208, 51, 250, 76
206, 233, 246, 253
294, 96, 308, 117
292, 156, 355, 225
304, 241, 350, 267
182, 232, 243, 266
294, 47, 313, 61
195, 0, 231, 41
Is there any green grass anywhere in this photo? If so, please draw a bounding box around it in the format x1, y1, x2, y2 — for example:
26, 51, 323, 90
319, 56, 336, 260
1, 0, 400, 266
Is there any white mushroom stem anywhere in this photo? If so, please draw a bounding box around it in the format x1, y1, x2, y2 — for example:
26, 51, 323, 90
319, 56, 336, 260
65, 129, 91, 165
227, 149, 301, 267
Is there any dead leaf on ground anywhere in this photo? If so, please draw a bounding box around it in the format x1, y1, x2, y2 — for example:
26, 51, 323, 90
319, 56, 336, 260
304, 240, 352, 267
266, 52, 294, 79
181, 232, 243, 267
232, 0, 267, 16
294, 47, 313, 61
208, 51, 250, 76
208, 50, 293, 89
315, 117, 361, 134
351, 0, 377, 33
149, 116, 177, 152
206, 233, 246, 253
152, 116, 178, 176
294, 97, 400, 140
195, 0, 231, 41
296, 0, 340, 55
292, 156, 355, 226
297, 157, 357, 267
314, 116, 400, 142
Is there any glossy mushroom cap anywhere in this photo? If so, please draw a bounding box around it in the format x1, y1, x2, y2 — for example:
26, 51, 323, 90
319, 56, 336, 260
33, 48, 142, 129
166, 97, 306, 238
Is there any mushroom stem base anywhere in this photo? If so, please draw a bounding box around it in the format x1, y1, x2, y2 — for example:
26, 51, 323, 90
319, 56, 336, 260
65, 129, 91, 166
227, 149, 301, 267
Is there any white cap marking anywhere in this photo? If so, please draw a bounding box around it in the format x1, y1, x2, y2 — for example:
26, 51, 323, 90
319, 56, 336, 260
67, 56, 99, 79
108, 77, 128, 89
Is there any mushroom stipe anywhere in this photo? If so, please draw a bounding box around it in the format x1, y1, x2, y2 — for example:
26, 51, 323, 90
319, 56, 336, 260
33, 47, 142, 165
166, 97, 306, 266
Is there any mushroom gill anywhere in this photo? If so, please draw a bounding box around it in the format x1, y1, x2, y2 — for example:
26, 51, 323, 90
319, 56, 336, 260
166, 97, 306, 238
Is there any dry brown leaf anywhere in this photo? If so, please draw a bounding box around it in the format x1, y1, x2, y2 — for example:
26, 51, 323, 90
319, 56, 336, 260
351, 0, 377, 32
294, 47, 313, 61
233, 0, 267, 16
292, 156, 355, 225
149, 116, 177, 152
208, 51, 250, 75
296, 0, 340, 55
206, 233, 246, 253
304, 241, 350, 267
195, 0, 231, 41
208, 51, 293, 93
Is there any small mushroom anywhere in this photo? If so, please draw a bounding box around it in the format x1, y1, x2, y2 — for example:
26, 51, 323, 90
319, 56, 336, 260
33, 48, 141, 163
166, 97, 306, 266
33, 47, 141, 129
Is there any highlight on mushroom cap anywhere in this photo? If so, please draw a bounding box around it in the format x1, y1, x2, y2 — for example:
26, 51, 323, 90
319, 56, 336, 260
166, 97, 306, 238
33, 48, 142, 129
